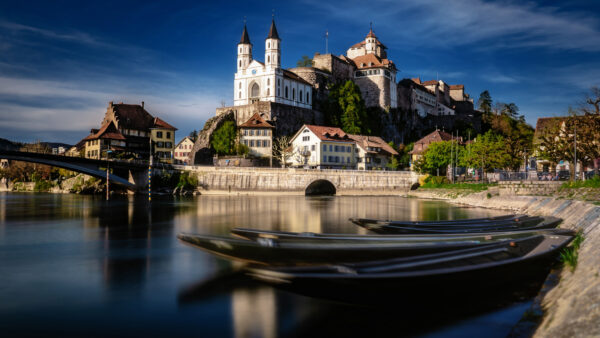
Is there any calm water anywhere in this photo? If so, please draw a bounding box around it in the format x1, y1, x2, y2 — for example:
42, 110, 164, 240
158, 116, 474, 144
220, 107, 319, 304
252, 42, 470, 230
0, 193, 531, 337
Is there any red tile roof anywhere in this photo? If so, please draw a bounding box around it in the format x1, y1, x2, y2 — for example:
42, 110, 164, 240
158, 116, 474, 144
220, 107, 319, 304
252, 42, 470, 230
449, 84, 464, 90
366, 28, 377, 39
153, 117, 177, 130
351, 53, 394, 70
84, 121, 126, 141
239, 113, 274, 128
409, 130, 454, 155
110, 103, 155, 130
303, 125, 354, 143
422, 80, 439, 86
347, 134, 399, 155
349, 40, 387, 49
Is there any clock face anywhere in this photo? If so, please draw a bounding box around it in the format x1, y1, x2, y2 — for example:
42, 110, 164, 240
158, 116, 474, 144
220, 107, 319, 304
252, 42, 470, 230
252, 69, 257, 75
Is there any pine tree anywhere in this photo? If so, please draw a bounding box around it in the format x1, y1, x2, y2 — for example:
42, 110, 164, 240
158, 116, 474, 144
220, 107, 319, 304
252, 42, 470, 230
477, 90, 493, 114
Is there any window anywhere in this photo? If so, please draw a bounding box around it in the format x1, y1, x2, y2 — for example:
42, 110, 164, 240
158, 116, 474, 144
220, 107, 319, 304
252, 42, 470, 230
329, 145, 332, 152
250, 130, 254, 136
243, 129, 248, 136
263, 140, 269, 147
311, 145, 315, 151
307, 92, 310, 103
335, 156, 339, 163
251, 83, 260, 97
334, 145, 339, 152
285, 87, 288, 98
239, 48, 242, 53
267, 78, 270, 85
267, 88, 270, 96
347, 157, 350, 163
157, 131, 163, 138
250, 140, 254, 147
347, 146, 351, 152
239, 82, 241, 89
323, 144, 326, 151
243, 140, 248, 146
328, 156, 333, 162
292, 88, 295, 100
239, 60, 241, 67
157, 142, 164, 148
268, 42, 270, 48
323, 155, 327, 162
299, 90, 303, 102
267, 56, 270, 63
239, 92, 241, 99
166, 132, 171, 139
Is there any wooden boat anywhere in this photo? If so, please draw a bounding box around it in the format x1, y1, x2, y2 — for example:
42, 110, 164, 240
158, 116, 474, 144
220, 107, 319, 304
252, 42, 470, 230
349, 214, 527, 227
177, 228, 564, 266
350, 215, 541, 228
231, 227, 573, 244
246, 233, 573, 304
352, 216, 562, 234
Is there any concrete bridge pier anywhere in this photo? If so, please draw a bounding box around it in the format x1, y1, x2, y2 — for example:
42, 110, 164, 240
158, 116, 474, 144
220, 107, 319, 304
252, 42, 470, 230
128, 170, 149, 193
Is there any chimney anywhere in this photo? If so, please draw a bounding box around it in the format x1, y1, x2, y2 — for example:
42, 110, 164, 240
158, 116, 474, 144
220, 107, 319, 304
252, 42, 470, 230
141, 101, 145, 108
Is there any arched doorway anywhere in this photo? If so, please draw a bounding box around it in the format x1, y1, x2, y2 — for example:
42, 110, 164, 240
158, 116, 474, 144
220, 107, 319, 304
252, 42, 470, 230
305, 179, 336, 196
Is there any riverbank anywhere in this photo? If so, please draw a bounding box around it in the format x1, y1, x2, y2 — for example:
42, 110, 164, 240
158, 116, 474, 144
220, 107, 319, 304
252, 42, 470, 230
407, 188, 600, 337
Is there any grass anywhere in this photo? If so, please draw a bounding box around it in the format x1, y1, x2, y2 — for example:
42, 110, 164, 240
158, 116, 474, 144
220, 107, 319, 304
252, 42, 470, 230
560, 176, 600, 190
420, 182, 497, 192
560, 231, 584, 272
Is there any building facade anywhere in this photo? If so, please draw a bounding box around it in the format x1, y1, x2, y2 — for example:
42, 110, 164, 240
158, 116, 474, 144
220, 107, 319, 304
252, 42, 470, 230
174, 137, 195, 164
347, 134, 399, 170
288, 125, 356, 169
234, 21, 313, 109
239, 113, 274, 158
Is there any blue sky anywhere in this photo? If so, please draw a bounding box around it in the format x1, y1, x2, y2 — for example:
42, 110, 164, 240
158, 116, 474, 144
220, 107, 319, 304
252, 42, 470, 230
1, 0, 599, 144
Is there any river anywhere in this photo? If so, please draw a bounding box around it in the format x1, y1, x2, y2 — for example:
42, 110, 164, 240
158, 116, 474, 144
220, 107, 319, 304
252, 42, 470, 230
0, 193, 533, 337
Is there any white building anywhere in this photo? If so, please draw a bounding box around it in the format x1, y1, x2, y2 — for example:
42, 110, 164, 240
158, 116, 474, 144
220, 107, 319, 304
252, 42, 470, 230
347, 134, 399, 170
174, 136, 195, 164
239, 113, 274, 158
288, 125, 356, 169
233, 20, 313, 109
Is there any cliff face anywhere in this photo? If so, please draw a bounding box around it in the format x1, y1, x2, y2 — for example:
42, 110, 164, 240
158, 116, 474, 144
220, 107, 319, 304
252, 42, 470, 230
188, 110, 236, 165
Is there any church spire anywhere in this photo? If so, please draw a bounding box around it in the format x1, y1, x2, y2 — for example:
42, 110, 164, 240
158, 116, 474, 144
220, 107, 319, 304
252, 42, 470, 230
239, 24, 251, 45
267, 19, 280, 40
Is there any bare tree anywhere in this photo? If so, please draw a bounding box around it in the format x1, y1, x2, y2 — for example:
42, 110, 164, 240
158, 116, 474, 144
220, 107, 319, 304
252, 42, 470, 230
272, 136, 293, 168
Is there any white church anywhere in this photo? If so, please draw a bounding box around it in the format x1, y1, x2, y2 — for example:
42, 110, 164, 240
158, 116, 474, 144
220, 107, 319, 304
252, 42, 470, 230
233, 20, 313, 109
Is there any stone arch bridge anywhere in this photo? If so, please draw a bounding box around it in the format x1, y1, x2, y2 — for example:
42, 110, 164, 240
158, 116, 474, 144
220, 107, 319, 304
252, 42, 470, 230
182, 166, 419, 195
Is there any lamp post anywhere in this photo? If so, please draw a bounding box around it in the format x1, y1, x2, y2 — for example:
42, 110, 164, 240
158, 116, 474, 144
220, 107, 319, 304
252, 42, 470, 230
106, 149, 112, 201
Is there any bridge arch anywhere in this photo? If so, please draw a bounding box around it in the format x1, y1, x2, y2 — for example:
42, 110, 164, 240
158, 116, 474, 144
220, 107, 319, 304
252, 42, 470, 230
305, 179, 336, 196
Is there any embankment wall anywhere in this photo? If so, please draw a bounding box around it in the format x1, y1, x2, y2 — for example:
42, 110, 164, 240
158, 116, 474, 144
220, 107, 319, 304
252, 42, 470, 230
408, 189, 600, 337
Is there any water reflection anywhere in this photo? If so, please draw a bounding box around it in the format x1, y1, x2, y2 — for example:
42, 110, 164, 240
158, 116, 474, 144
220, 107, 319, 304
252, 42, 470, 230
0, 193, 519, 338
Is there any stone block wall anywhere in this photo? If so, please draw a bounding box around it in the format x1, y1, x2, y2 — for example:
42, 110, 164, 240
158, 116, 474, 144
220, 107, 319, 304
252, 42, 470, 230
498, 181, 562, 196
355, 75, 390, 108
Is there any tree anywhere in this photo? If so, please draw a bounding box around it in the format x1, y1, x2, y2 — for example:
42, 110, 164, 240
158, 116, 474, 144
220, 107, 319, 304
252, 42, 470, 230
386, 155, 399, 170
272, 136, 293, 168
414, 140, 464, 175
210, 121, 236, 155
501, 102, 519, 118
477, 90, 492, 114
296, 55, 313, 67
338, 80, 369, 134
189, 130, 198, 142
463, 131, 512, 172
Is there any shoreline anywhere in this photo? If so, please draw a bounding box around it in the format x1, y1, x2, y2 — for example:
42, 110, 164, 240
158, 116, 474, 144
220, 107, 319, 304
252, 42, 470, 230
407, 188, 600, 338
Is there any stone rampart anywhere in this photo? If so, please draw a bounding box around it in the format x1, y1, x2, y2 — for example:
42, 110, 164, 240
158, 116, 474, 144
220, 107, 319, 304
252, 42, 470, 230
180, 166, 418, 194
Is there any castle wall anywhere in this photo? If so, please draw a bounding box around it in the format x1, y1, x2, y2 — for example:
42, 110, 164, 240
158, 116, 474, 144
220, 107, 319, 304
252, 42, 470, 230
312, 53, 355, 83
355, 75, 390, 108
216, 102, 324, 137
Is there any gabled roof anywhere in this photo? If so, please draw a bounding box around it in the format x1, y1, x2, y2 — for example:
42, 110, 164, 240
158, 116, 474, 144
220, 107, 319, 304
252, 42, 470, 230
239, 113, 274, 128
347, 134, 398, 155
398, 78, 435, 95
110, 103, 155, 130
239, 25, 251, 45
84, 121, 126, 141
175, 136, 194, 148
409, 130, 454, 155
283, 69, 312, 86
153, 117, 177, 130
294, 125, 354, 143
351, 53, 395, 70
267, 20, 280, 40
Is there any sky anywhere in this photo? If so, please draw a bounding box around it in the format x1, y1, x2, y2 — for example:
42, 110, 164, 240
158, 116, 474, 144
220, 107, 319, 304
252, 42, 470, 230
1, 0, 600, 144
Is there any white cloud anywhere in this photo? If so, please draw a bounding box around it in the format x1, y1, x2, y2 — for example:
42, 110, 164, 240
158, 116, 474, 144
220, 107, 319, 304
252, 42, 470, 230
305, 0, 600, 52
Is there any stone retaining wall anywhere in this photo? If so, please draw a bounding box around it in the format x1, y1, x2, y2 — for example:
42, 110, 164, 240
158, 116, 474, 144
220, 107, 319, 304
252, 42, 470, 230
408, 189, 600, 337
182, 166, 418, 194
499, 181, 562, 196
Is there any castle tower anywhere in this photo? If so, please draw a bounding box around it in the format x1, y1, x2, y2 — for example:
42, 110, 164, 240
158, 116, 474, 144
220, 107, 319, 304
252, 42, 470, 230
365, 27, 377, 55
265, 19, 281, 69
237, 25, 252, 71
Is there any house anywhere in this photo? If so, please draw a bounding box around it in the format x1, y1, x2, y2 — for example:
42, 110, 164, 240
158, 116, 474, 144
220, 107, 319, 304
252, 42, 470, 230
409, 129, 455, 169
174, 137, 195, 164
77, 101, 177, 163
347, 134, 399, 170
239, 113, 274, 158
288, 125, 356, 169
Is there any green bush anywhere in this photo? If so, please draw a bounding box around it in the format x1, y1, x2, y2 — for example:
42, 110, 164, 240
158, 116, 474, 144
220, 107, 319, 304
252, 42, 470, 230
560, 176, 600, 190
34, 179, 53, 192
177, 172, 198, 190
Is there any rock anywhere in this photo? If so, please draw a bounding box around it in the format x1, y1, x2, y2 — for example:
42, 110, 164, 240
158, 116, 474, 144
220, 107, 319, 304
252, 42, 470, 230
188, 110, 236, 165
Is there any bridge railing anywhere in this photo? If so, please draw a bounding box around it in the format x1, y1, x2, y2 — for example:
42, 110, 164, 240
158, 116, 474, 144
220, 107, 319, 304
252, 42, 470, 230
177, 164, 413, 175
